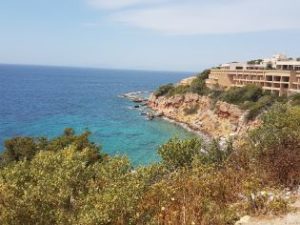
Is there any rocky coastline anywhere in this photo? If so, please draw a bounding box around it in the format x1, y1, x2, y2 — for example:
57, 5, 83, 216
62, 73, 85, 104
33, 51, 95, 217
121, 90, 260, 140
147, 92, 260, 139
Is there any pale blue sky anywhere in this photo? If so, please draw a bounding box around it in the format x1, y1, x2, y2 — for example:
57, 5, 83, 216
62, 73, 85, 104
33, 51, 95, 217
0, 0, 300, 71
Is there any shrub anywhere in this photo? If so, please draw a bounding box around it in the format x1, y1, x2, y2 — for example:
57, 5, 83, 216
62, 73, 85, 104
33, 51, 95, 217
197, 69, 210, 80
248, 104, 300, 186
153, 69, 211, 97
242, 188, 289, 216
166, 85, 190, 97
206, 139, 233, 165
1, 128, 104, 165
139, 162, 249, 225
0, 147, 151, 225
189, 77, 208, 95
244, 95, 274, 121
183, 104, 199, 115
289, 93, 300, 106
153, 83, 174, 97
1, 137, 43, 163
221, 85, 264, 105
189, 69, 211, 95
158, 138, 203, 170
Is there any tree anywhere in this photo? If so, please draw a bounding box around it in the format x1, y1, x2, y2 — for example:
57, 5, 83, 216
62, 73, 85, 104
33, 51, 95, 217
0, 128, 104, 165
158, 138, 203, 169
153, 83, 174, 97
1, 137, 43, 163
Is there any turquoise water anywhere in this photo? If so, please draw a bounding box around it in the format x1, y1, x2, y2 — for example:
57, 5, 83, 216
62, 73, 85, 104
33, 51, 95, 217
0, 65, 196, 165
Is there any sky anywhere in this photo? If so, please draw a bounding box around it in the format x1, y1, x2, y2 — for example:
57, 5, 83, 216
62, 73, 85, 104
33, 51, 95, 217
0, 0, 300, 72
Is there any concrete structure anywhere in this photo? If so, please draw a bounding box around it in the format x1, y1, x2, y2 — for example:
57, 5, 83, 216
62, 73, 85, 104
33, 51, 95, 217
178, 76, 197, 86
206, 54, 300, 96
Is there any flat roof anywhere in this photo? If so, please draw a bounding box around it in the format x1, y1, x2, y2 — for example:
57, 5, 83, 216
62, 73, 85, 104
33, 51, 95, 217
276, 61, 300, 66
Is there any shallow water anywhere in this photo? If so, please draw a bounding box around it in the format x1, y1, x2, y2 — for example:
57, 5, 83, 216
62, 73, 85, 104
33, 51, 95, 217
0, 64, 196, 165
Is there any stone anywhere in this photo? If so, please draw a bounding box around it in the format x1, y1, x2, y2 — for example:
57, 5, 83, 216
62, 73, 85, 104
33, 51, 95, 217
235, 216, 251, 225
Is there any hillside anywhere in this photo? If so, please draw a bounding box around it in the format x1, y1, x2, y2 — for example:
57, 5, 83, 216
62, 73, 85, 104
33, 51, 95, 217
149, 93, 254, 138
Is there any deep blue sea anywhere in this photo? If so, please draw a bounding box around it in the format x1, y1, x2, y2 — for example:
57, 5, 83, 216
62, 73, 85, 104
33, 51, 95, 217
0, 64, 196, 165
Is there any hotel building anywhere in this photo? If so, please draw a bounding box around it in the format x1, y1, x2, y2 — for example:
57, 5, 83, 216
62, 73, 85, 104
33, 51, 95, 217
206, 54, 300, 96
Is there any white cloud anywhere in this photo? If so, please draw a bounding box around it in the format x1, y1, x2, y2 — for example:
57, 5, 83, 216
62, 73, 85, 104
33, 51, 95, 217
88, 0, 300, 35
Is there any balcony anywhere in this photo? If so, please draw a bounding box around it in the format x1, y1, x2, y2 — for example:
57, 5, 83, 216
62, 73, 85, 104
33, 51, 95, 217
265, 70, 292, 77
233, 78, 264, 82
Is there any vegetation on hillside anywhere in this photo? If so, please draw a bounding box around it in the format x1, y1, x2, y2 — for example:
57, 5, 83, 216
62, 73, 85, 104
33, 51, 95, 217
247, 59, 263, 65
154, 70, 210, 97
0, 103, 300, 225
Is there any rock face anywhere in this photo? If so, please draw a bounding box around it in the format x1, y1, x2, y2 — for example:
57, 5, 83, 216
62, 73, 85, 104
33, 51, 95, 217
148, 93, 254, 138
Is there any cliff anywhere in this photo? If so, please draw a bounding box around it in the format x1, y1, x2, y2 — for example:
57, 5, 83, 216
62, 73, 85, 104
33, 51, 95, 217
148, 93, 259, 138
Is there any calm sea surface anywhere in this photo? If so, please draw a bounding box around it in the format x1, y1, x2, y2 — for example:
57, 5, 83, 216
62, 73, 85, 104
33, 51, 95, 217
0, 64, 196, 165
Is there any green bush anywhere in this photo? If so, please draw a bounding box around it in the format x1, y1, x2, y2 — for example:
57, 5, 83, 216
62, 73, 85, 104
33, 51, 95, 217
158, 138, 233, 170
221, 85, 264, 105
189, 77, 208, 95
189, 69, 211, 95
197, 69, 210, 80
153, 69, 211, 97
166, 84, 190, 97
243, 95, 274, 121
153, 83, 174, 97
1, 137, 44, 163
289, 93, 300, 106
206, 139, 233, 165
158, 138, 203, 169
0, 147, 156, 225
248, 104, 300, 186
1, 128, 104, 165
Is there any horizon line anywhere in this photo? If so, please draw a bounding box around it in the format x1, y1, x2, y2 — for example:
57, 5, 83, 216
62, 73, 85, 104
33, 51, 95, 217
0, 62, 198, 74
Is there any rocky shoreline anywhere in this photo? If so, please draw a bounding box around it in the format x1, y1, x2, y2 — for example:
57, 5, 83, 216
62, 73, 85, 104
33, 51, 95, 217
121, 91, 259, 140
158, 115, 211, 140
147, 93, 260, 139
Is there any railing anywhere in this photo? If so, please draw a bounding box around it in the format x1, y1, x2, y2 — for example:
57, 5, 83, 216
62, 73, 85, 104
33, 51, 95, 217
263, 86, 280, 91
210, 69, 265, 74
265, 70, 292, 76
233, 78, 265, 82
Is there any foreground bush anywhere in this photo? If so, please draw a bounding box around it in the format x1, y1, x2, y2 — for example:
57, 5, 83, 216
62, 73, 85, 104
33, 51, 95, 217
0, 128, 103, 166
248, 104, 300, 186
0, 146, 164, 225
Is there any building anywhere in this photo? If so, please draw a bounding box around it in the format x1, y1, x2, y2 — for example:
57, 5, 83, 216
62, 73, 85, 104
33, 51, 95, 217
206, 54, 300, 96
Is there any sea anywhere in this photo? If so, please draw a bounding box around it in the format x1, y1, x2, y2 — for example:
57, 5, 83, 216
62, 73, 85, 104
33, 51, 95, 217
0, 64, 196, 165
